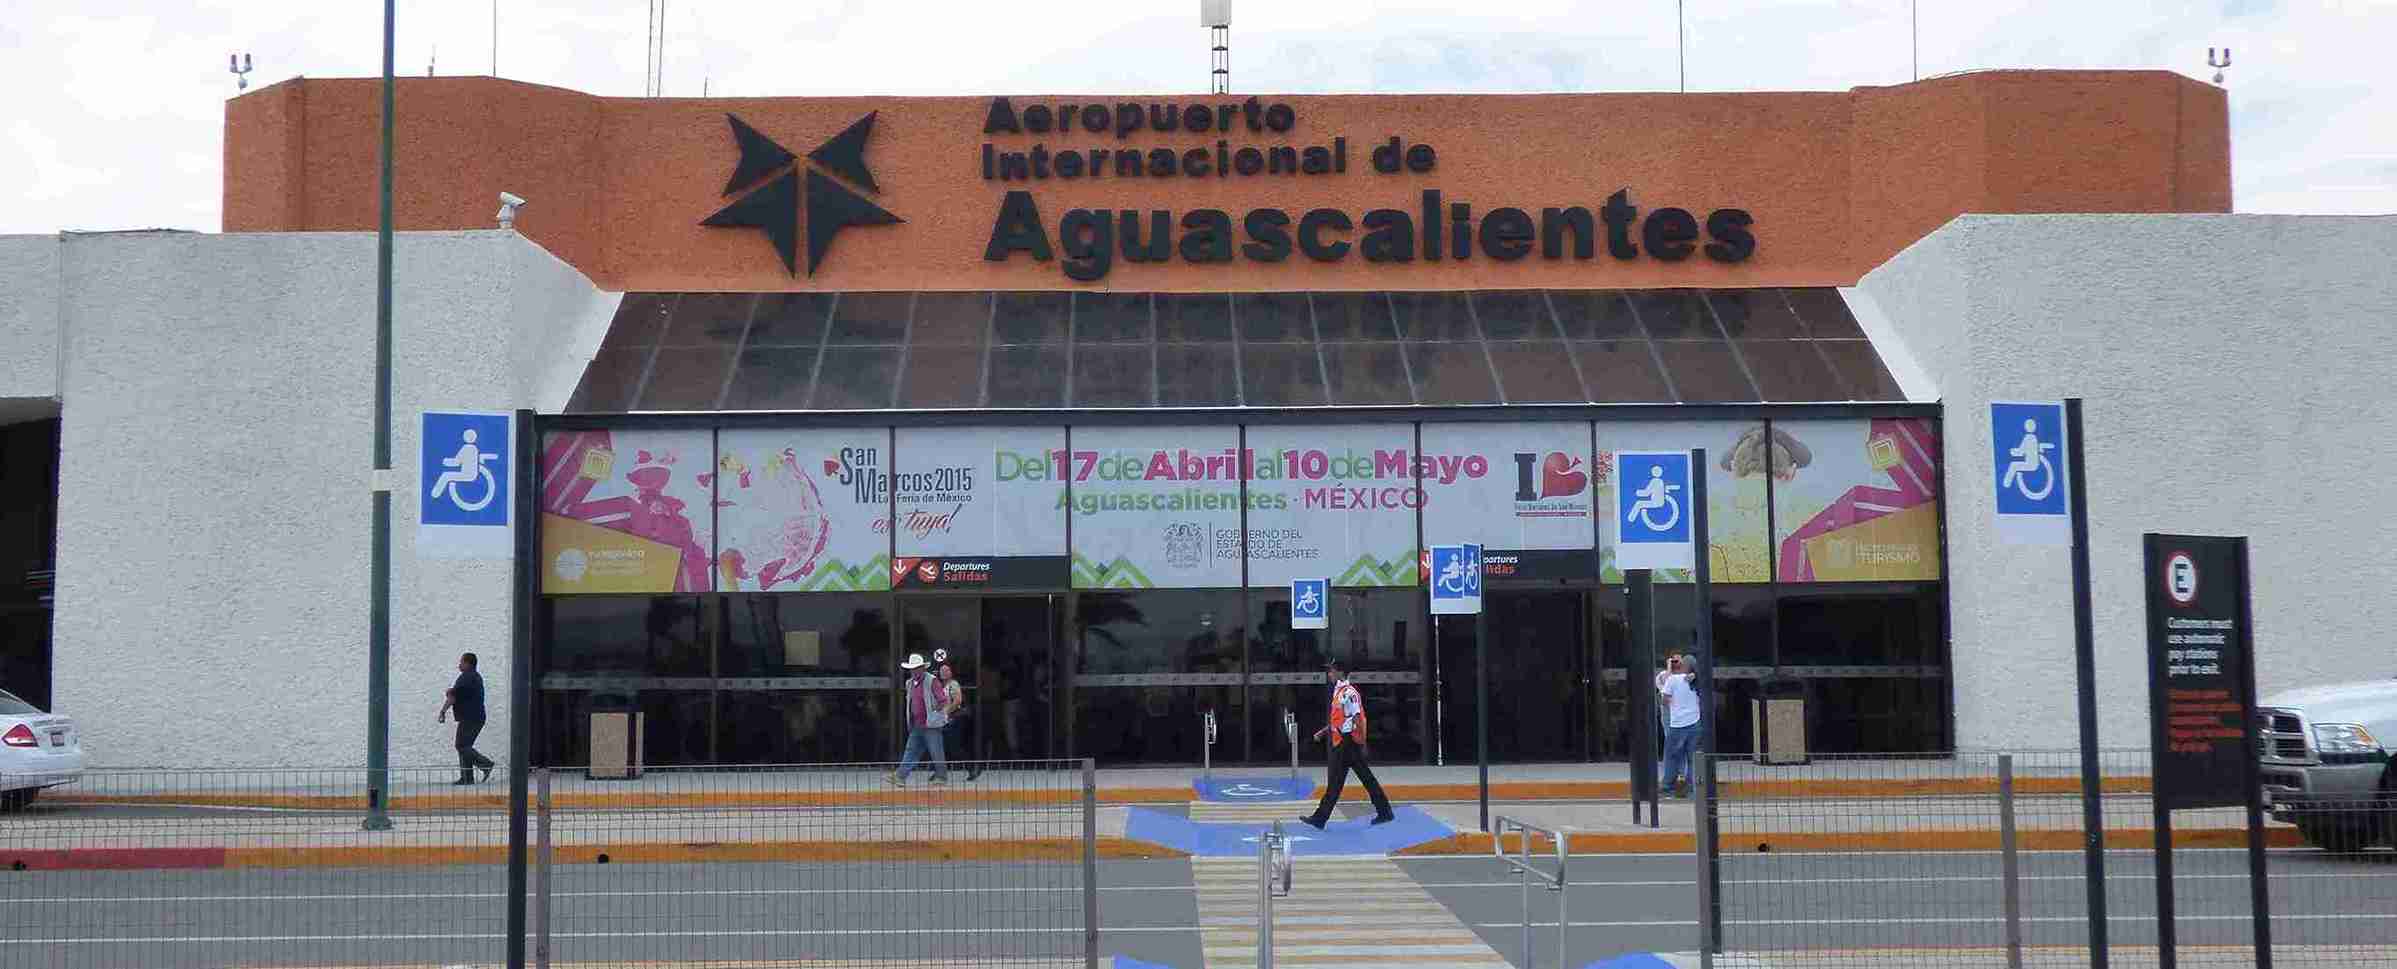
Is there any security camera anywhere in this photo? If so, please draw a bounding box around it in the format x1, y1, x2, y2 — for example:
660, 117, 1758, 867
496, 192, 527, 229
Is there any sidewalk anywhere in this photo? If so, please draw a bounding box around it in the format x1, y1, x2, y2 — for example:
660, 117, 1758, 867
46, 760, 2156, 810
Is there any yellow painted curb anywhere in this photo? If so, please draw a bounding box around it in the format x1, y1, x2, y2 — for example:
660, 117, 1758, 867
1397, 825, 2300, 856
61, 775, 2152, 812
221, 837, 1180, 869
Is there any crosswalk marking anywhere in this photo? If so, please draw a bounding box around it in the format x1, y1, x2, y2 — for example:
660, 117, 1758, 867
1190, 856, 1512, 968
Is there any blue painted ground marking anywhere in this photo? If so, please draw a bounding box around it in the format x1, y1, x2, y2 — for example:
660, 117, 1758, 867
1193, 776, 1316, 802
1581, 954, 1677, 969
1123, 805, 1453, 857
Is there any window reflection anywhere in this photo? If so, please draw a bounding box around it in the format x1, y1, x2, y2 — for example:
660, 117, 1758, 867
545, 596, 710, 676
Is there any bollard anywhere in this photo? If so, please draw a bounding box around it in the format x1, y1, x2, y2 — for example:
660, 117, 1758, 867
1284, 710, 1299, 781
1202, 710, 1217, 782
2000, 755, 2023, 969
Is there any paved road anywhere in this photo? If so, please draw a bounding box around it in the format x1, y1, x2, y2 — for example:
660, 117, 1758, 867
4, 847, 2392, 968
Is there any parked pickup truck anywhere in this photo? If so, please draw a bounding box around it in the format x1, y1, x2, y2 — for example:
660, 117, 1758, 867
2256, 679, 2396, 851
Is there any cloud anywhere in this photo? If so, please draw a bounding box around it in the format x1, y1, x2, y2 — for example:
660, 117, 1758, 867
0, 0, 2386, 234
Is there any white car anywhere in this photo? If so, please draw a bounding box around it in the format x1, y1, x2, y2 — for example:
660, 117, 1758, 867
0, 688, 84, 811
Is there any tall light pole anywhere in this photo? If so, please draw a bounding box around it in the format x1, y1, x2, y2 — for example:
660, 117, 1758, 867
365, 0, 397, 832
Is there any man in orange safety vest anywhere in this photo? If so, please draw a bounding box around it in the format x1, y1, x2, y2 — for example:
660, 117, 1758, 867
1300, 659, 1396, 829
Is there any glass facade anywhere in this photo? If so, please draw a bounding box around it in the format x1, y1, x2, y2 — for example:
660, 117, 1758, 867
532, 289, 1946, 768
569, 289, 1904, 412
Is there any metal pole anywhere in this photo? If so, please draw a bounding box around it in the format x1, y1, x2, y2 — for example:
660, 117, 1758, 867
1696, 756, 1717, 969
362, 0, 397, 835
1691, 447, 1721, 954
1557, 836, 1569, 969
2065, 398, 2110, 969
2000, 755, 2023, 969
1628, 569, 1656, 827
1476, 597, 1490, 833
1083, 757, 1099, 969
506, 412, 535, 969
2232, 539, 2273, 969
2146, 538, 2179, 969
534, 767, 552, 969
1434, 615, 1445, 766
1257, 819, 1273, 969
1520, 829, 1532, 969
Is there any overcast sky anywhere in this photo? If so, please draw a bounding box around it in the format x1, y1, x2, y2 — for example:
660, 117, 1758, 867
5, 0, 2388, 234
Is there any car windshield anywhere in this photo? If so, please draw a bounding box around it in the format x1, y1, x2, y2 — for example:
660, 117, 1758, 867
0, 689, 38, 716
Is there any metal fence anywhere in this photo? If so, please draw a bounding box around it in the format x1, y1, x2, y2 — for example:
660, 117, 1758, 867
1701, 750, 2397, 969
2, 759, 1099, 969
534, 759, 1096, 968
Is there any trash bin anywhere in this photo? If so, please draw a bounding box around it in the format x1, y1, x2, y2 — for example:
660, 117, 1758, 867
1751, 676, 1809, 766
587, 691, 646, 781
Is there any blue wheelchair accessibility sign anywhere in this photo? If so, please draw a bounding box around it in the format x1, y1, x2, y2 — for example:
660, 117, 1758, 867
1428, 544, 1482, 616
1614, 451, 1693, 569
419, 411, 511, 558
1989, 401, 2070, 545
1290, 578, 1329, 630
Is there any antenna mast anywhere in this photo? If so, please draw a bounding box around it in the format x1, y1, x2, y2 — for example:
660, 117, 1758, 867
1203, 0, 1231, 93
645, 0, 668, 97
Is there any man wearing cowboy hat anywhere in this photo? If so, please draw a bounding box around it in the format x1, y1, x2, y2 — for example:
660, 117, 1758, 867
1300, 659, 1395, 829
889, 652, 950, 787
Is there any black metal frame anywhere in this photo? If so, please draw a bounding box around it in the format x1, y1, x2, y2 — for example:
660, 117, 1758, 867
520, 400, 1946, 767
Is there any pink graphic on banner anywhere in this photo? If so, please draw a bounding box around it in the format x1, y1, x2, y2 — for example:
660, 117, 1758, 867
715, 447, 832, 591
1776, 418, 1939, 582
539, 430, 712, 592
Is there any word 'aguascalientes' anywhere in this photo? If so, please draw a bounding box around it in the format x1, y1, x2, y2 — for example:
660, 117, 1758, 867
973, 96, 1756, 281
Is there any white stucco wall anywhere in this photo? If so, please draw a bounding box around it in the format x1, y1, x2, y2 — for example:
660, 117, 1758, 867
0, 235, 63, 403
1861, 214, 2397, 754
49, 230, 618, 768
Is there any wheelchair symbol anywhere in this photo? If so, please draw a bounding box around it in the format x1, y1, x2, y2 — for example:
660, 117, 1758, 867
1625, 466, 1682, 533
2000, 419, 2058, 502
1295, 586, 1321, 616
1436, 554, 1476, 596
429, 429, 501, 513
1222, 783, 1279, 798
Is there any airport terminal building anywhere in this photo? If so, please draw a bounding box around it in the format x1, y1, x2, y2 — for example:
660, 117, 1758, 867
4, 69, 2391, 771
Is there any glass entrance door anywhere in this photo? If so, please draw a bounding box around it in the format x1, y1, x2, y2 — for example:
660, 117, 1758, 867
1435, 589, 1593, 764
897, 595, 1062, 767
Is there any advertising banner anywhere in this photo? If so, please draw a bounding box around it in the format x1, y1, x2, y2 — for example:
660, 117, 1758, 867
538, 429, 715, 594
1417, 421, 1595, 581
1771, 417, 1943, 583
2143, 534, 2256, 811
892, 426, 1069, 588
1242, 423, 1420, 588
1598, 421, 1766, 583
717, 428, 892, 593
1067, 425, 1244, 588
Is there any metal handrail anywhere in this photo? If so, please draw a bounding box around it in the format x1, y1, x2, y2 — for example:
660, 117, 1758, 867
1258, 819, 1294, 967
1202, 710, 1218, 781
1492, 815, 1569, 969
1282, 710, 1299, 779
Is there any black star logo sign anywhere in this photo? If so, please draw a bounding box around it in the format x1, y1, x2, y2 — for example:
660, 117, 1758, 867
702, 112, 902, 276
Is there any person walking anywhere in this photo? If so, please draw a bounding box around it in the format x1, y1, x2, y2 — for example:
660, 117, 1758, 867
1300, 659, 1395, 829
936, 655, 981, 782
436, 652, 495, 785
890, 653, 949, 787
1657, 653, 1703, 798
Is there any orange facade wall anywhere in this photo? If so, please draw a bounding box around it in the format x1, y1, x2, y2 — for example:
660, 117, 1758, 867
224, 70, 2228, 293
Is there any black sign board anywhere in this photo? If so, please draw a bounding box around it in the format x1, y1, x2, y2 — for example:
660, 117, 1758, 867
2142, 534, 2257, 811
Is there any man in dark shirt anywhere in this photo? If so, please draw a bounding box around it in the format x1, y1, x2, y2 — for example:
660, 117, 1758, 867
437, 652, 495, 785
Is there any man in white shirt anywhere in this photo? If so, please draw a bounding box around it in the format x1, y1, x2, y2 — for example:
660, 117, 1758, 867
1655, 653, 1703, 798
1300, 660, 1395, 829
